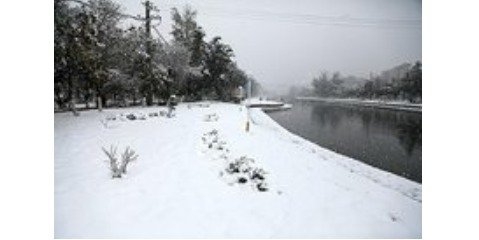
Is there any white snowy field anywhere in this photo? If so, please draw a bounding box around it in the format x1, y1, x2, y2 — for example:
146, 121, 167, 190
54, 102, 421, 238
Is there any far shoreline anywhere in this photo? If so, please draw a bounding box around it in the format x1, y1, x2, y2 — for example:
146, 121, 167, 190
296, 97, 422, 113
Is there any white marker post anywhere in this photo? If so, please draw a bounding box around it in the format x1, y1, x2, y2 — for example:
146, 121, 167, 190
245, 79, 251, 132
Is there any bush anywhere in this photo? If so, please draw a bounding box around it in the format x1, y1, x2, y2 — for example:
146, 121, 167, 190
102, 145, 139, 178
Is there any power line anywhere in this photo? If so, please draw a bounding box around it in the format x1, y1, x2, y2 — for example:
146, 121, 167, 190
157, 3, 421, 29
65, 0, 420, 28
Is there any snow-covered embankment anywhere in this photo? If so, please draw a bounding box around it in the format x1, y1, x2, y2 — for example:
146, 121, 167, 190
55, 102, 421, 238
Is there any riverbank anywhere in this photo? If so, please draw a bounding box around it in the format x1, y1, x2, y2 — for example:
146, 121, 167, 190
297, 96, 422, 112
55, 102, 421, 238
266, 101, 422, 183
244, 97, 292, 112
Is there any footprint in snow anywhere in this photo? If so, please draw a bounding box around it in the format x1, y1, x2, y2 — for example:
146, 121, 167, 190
388, 212, 400, 222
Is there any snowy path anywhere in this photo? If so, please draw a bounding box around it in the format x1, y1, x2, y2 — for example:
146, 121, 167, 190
55, 102, 421, 238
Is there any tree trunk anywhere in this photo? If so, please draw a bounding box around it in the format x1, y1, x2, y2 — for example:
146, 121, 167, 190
98, 96, 103, 111
101, 95, 107, 108
146, 93, 153, 106
70, 98, 79, 116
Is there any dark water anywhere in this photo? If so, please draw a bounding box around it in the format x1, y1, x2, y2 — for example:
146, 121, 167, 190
267, 101, 422, 183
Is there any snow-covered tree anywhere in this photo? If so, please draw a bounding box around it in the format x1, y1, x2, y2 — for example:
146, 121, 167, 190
203, 36, 234, 100
54, 0, 76, 109
170, 6, 206, 67
54, 0, 126, 110
84, 0, 124, 108
222, 63, 248, 101
55, 1, 257, 108
156, 43, 190, 98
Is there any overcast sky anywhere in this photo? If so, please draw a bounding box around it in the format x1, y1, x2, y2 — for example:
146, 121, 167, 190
115, 0, 421, 94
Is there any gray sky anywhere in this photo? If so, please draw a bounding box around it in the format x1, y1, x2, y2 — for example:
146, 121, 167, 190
116, 0, 421, 94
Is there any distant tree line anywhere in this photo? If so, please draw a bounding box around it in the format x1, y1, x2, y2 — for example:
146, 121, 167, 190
55, 0, 257, 110
309, 61, 422, 103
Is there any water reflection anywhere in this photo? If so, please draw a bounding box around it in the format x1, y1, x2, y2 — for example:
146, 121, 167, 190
397, 117, 422, 156
311, 103, 422, 157
268, 101, 422, 182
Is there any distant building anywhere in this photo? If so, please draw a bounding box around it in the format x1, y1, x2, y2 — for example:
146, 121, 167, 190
231, 86, 245, 103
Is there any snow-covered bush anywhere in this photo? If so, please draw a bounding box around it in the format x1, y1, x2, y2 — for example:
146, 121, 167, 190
106, 114, 116, 121
201, 129, 228, 151
256, 182, 268, 192
224, 156, 268, 192
120, 147, 139, 174
148, 112, 159, 117
102, 145, 139, 178
204, 113, 219, 122
226, 156, 254, 174
126, 114, 137, 120
201, 129, 269, 192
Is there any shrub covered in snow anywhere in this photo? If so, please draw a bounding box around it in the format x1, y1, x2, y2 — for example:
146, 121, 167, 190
225, 156, 269, 192
201, 129, 269, 192
204, 113, 219, 122
102, 145, 139, 178
126, 114, 137, 121
148, 112, 159, 117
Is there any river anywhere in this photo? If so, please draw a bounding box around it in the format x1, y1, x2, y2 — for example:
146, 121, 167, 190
266, 100, 422, 183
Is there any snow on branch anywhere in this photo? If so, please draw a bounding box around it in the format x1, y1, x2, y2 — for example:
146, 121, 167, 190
102, 145, 139, 178
120, 146, 139, 174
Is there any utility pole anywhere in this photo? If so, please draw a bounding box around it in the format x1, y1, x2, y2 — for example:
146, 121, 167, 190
144, 0, 153, 106
141, 0, 164, 106
145, 1, 152, 57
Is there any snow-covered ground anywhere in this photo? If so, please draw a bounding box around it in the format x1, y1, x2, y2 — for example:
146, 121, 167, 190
297, 96, 422, 112
244, 98, 292, 112
55, 102, 421, 238
245, 97, 284, 106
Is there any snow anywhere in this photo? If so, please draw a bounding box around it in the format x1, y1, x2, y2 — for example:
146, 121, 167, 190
55, 102, 421, 238
297, 96, 422, 112
245, 97, 284, 106
297, 96, 422, 107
